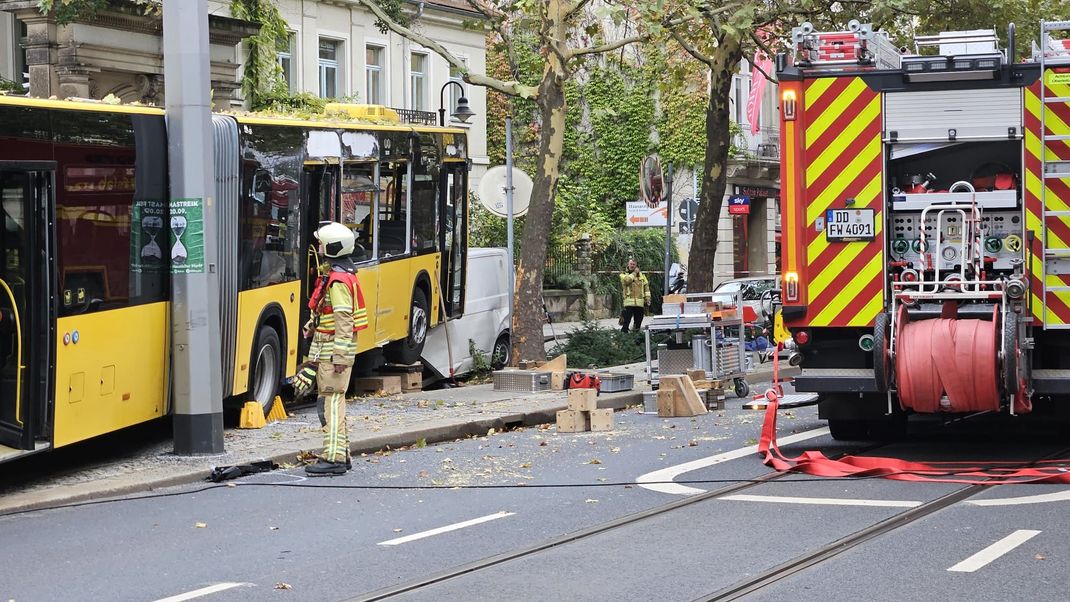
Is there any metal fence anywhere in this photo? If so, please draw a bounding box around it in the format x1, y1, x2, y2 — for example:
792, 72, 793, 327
394, 108, 437, 125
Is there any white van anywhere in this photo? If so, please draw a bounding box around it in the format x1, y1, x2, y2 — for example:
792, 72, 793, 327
422, 248, 511, 380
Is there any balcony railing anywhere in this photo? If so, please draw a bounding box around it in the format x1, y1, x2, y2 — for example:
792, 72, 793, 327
394, 108, 437, 125
732, 127, 780, 162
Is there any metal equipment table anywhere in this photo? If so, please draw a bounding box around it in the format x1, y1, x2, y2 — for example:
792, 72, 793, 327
644, 291, 750, 397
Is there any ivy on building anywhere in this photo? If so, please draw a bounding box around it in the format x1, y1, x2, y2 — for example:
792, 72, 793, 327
229, 0, 290, 109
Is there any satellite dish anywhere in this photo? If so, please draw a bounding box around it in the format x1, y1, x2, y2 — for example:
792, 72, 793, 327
478, 165, 532, 218
639, 155, 664, 208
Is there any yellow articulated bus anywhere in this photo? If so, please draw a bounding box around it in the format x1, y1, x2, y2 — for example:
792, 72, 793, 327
0, 96, 468, 463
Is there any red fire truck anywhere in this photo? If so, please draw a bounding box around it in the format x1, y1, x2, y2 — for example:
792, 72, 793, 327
777, 19, 1070, 439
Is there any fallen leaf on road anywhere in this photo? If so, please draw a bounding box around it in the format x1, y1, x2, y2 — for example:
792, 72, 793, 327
1036, 554, 1046, 560
487, 428, 496, 436
418, 470, 430, 478
610, 447, 621, 453
587, 458, 602, 465
226, 483, 237, 488
270, 526, 279, 531
194, 522, 207, 528
539, 440, 548, 446
597, 477, 608, 482
688, 440, 698, 447
585, 499, 599, 503
520, 462, 532, 468
393, 528, 403, 533
274, 583, 292, 590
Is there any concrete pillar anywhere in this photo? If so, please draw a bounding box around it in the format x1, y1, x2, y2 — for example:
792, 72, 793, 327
164, 0, 224, 455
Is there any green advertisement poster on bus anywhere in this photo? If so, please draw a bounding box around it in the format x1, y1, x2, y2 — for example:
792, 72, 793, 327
130, 199, 167, 274
169, 198, 205, 274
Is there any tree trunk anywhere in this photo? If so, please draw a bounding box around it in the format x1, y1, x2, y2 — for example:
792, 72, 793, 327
512, 63, 568, 364
687, 43, 742, 293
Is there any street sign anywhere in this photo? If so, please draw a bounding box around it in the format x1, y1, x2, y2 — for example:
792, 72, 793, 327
728, 195, 751, 215
626, 200, 667, 227
678, 198, 698, 223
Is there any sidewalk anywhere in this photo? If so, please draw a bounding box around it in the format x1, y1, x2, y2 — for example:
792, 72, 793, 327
0, 361, 798, 516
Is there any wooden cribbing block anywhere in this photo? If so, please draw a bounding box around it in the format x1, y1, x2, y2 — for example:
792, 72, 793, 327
589, 408, 614, 432
551, 371, 566, 391
656, 389, 676, 417
354, 376, 402, 396
556, 409, 589, 433
659, 375, 708, 417
539, 354, 567, 374
568, 388, 598, 412
687, 369, 706, 383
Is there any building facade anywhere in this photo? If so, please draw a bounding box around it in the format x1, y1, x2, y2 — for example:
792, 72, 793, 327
0, 0, 489, 178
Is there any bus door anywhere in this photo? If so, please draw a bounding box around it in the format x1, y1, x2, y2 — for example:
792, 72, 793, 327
300, 162, 340, 324
0, 162, 53, 452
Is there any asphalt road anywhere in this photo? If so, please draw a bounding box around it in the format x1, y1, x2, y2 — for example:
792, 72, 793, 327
3, 385, 1070, 602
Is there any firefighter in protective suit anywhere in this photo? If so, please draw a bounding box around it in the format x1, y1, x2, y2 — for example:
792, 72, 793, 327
295, 222, 369, 476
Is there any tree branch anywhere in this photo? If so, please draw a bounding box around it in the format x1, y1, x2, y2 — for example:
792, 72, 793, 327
353, 0, 538, 98
564, 0, 593, 19
568, 34, 647, 59
670, 31, 712, 66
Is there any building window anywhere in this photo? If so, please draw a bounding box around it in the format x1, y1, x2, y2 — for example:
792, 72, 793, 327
448, 59, 468, 121
365, 45, 384, 105
277, 32, 296, 91
409, 52, 428, 111
319, 38, 341, 98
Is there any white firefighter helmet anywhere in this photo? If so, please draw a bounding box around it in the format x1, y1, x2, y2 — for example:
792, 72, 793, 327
314, 221, 356, 258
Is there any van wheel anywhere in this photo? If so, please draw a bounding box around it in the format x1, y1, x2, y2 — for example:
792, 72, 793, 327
386, 287, 429, 365
249, 326, 281, 416
491, 333, 511, 370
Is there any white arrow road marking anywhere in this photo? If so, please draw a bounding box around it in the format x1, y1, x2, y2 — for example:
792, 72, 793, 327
378, 511, 516, 546
636, 427, 830, 495
721, 494, 921, 508
153, 582, 250, 602
947, 530, 1041, 573
968, 490, 1070, 507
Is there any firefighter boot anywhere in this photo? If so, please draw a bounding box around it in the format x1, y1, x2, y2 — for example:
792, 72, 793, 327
305, 459, 347, 476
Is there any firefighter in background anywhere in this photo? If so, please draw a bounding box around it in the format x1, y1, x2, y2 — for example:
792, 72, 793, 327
294, 221, 369, 476
619, 258, 651, 333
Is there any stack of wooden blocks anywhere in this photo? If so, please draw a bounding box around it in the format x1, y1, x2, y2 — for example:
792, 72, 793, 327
556, 388, 614, 433
687, 369, 727, 411
354, 363, 423, 396
515, 354, 569, 390
655, 374, 710, 417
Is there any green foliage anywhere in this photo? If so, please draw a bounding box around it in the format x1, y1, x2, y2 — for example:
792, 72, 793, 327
38, 0, 158, 24
550, 321, 646, 368
0, 77, 24, 94
590, 227, 678, 313
468, 339, 492, 375
230, 0, 290, 109
253, 89, 329, 114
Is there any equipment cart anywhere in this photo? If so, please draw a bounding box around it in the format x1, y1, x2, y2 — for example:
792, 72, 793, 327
644, 291, 750, 398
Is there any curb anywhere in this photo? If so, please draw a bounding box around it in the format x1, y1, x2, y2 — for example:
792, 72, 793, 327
0, 366, 795, 516
0, 390, 643, 517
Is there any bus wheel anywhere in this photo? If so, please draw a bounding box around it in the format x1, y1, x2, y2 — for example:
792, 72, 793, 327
250, 325, 282, 415
387, 287, 429, 365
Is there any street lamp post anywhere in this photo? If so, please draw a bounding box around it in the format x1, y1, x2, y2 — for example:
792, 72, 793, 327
439, 80, 476, 126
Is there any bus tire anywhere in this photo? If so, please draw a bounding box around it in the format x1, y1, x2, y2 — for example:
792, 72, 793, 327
386, 287, 430, 365
249, 325, 282, 416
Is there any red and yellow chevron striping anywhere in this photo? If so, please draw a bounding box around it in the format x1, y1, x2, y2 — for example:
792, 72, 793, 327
1026, 71, 1070, 328
800, 77, 884, 327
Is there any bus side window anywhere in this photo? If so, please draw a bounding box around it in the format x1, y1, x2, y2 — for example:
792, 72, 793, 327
377, 161, 407, 258
411, 133, 439, 255
342, 162, 376, 262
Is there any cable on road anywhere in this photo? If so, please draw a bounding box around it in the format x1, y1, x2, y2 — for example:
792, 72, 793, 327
4, 460, 1067, 520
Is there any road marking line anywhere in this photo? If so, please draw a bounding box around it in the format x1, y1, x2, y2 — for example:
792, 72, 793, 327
968, 490, 1070, 507
636, 427, 830, 495
947, 530, 1041, 573
153, 582, 249, 602
721, 494, 922, 508
377, 511, 516, 546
